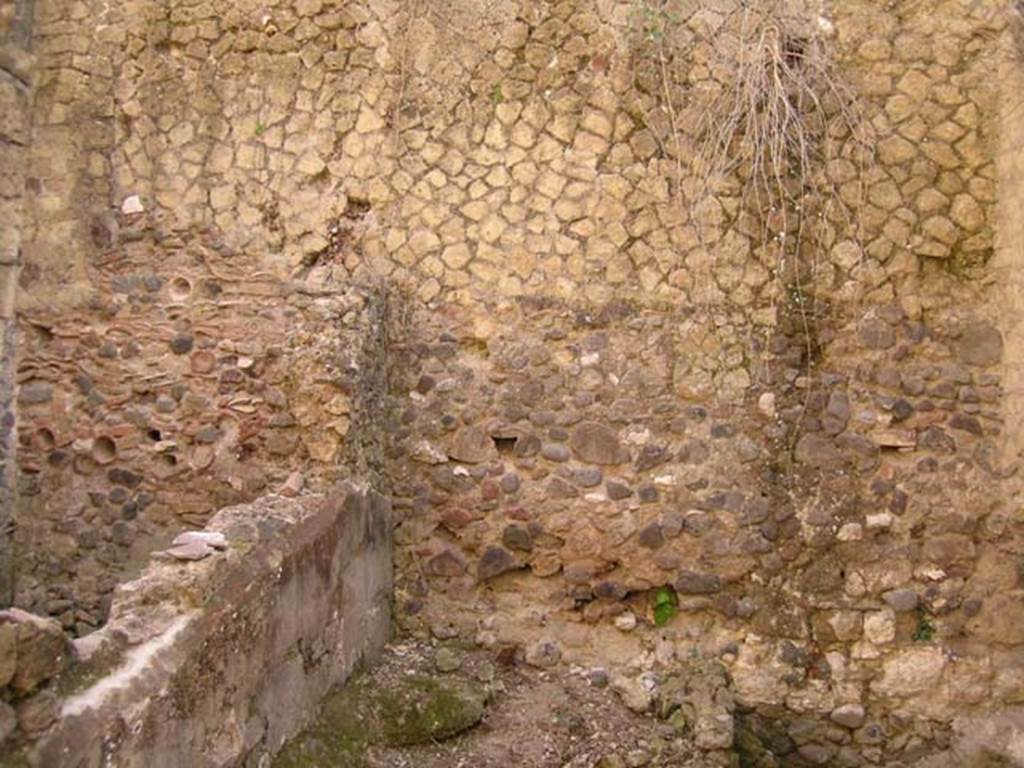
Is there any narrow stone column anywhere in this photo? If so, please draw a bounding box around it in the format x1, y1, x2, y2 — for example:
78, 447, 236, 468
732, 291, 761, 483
995, 22, 1024, 464
0, 0, 37, 606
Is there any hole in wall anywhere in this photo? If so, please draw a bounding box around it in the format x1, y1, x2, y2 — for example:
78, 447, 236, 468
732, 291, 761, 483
91, 437, 117, 464
190, 351, 217, 374
492, 436, 519, 455
90, 217, 113, 248
160, 454, 178, 468
47, 450, 70, 468
33, 428, 55, 450
29, 324, 54, 344
147, 428, 162, 442
169, 276, 193, 301
344, 198, 372, 219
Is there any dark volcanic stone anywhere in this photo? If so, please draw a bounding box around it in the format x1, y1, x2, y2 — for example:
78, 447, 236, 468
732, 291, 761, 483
635, 444, 670, 471
637, 483, 659, 503
637, 522, 665, 550
18, 382, 52, 405
891, 399, 914, 422
593, 580, 628, 600
502, 524, 533, 552
570, 421, 627, 465
478, 546, 519, 581
882, 589, 919, 612
858, 317, 895, 350
606, 481, 633, 500
170, 333, 194, 354
920, 426, 956, 452
546, 477, 578, 498
948, 412, 983, 436
674, 570, 722, 594
957, 323, 1003, 367
541, 443, 570, 462
500, 473, 520, 493
741, 497, 770, 526
108, 468, 142, 487
794, 434, 842, 469
513, 434, 541, 457
572, 468, 603, 487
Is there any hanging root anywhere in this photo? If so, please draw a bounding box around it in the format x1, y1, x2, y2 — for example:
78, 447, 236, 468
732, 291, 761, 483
690, 0, 869, 286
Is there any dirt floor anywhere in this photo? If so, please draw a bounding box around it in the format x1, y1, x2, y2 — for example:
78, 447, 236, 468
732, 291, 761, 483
276, 640, 713, 768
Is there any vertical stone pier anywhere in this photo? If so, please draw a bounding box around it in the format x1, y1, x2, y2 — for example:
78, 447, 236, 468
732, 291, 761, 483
995, 23, 1024, 463
0, 0, 37, 606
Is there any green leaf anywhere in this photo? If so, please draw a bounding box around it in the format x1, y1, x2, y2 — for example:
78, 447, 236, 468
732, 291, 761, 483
912, 617, 935, 642
654, 601, 677, 627
653, 585, 678, 625
655, 585, 676, 606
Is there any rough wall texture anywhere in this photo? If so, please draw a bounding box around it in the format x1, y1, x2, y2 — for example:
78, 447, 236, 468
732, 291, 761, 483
0, 0, 36, 607
2, 487, 392, 767
14, 243, 394, 634
995, 21, 1024, 462
7, 0, 1024, 765
11, 0, 405, 633
381, 3, 1021, 766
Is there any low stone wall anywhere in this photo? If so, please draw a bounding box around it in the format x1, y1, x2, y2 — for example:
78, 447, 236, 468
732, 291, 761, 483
0, 485, 392, 767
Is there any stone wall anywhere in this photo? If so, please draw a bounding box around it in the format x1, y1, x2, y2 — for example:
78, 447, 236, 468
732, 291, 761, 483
6, 0, 1024, 764
391, 290, 1020, 765
14, 234, 395, 633
376, 4, 1021, 765
0, 486, 392, 767
58, 0, 1000, 310
11, 0, 405, 632
0, 0, 36, 607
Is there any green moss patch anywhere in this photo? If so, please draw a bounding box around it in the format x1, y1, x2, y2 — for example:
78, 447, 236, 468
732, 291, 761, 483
273, 673, 486, 767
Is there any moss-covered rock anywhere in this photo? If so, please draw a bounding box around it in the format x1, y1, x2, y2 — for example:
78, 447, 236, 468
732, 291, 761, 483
376, 676, 485, 746
272, 673, 486, 767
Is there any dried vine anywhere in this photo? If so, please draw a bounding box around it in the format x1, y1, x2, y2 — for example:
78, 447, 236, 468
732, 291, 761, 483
628, 0, 873, 466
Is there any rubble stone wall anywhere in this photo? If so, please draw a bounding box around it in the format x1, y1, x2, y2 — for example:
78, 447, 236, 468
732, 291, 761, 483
7, 0, 1024, 765
14, 227, 395, 635
380, 2, 1020, 764
13, 0, 399, 631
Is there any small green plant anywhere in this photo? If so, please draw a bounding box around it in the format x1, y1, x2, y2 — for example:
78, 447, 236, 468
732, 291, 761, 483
489, 83, 504, 105
653, 585, 679, 626
635, 2, 679, 43
254, 122, 266, 136
913, 616, 935, 642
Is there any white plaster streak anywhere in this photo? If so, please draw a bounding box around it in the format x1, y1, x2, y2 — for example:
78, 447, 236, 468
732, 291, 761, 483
62, 613, 195, 718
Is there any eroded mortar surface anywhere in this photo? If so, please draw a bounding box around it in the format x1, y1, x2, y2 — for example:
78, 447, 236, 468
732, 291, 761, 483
2, 0, 1024, 765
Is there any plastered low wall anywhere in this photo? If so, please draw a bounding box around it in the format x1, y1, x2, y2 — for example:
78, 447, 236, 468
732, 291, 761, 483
2, 485, 391, 768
